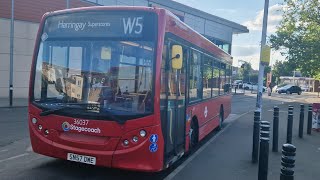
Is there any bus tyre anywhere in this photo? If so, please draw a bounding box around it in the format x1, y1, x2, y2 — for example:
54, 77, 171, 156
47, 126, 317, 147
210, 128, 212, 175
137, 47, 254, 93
218, 107, 224, 130
189, 119, 198, 149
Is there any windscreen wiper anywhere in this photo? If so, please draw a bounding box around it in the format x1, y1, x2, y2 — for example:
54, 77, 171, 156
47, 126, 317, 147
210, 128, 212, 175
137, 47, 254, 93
39, 104, 127, 125
40, 106, 75, 116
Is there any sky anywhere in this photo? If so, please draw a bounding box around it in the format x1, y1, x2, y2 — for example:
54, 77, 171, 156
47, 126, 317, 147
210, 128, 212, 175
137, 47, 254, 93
173, 0, 286, 70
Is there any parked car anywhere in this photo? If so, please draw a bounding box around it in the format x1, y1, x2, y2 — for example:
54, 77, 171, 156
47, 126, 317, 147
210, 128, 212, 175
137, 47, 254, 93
232, 80, 243, 88
272, 84, 287, 93
300, 85, 310, 92
243, 82, 266, 92
277, 85, 302, 95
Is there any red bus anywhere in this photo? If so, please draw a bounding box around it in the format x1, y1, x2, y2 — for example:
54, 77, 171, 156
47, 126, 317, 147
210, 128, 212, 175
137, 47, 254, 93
28, 6, 232, 172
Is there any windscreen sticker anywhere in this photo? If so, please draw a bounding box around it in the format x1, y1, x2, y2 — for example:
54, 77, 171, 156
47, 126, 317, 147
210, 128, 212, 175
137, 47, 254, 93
149, 134, 158, 143
149, 143, 158, 153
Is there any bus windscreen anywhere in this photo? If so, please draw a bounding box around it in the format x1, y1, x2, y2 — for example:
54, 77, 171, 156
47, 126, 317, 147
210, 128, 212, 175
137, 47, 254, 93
31, 11, 157, 121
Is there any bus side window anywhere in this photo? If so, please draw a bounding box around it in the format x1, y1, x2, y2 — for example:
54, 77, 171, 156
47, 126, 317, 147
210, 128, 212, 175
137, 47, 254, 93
189, 50, 202, 102
212, 60, 220, 97
202, 55, 212, 99
220, 63, 226, 95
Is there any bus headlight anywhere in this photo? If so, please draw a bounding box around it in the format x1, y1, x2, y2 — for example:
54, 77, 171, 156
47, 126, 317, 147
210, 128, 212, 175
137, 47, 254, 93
32, 118, 37, 124
139, 130, 146, 137
123, 139, 129, 146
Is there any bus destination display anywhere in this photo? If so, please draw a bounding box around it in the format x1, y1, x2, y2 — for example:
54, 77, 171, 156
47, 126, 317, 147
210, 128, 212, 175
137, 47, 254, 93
43, 12, 152, 39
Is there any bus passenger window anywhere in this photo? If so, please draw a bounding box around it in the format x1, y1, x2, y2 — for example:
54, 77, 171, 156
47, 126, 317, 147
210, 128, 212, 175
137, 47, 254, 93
189, 50, 202, 102
212, 60, 220, 97
220, 63, 226, 95
203, 56, 212, 99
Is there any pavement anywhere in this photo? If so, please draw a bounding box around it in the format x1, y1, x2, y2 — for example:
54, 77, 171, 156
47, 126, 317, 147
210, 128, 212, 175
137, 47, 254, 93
166, 101, 320, 180
0, 93, 319, 180
0, 98, 28, 108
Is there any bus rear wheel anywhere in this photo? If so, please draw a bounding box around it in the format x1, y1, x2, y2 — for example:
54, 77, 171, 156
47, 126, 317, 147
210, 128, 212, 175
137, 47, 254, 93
218, 107, 224, 130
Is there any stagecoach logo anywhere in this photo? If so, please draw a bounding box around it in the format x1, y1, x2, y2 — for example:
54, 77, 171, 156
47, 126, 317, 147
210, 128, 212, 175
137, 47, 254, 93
61, 121, 101, 134
62, 122, 71, 131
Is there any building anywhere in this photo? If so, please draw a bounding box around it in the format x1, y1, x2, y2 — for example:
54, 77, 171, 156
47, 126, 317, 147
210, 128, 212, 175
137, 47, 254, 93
0, 0, 248, 98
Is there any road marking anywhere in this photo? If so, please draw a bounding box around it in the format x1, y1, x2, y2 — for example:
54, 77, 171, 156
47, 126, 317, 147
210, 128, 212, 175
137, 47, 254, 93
164, 111, 252, 180
0, 149, 8, 153
0, 153, 29, 163
267, 109, 288, 113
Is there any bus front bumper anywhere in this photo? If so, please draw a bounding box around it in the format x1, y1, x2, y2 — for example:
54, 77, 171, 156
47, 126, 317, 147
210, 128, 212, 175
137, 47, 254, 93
29, 122, 164, 172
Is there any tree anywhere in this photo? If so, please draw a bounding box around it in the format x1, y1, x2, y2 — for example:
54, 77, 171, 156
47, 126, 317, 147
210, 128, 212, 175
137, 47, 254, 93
239, 62, 252, 82
271, 60, 295, 83
269, 0, 320, 77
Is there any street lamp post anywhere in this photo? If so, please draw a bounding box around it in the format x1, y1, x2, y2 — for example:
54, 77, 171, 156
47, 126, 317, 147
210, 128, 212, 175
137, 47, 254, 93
256, 0, 269, 112
9, 0, 14, 107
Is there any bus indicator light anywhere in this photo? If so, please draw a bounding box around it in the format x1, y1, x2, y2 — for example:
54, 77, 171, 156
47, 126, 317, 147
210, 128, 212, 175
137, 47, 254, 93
32, 118, 37, 124
44, 129, 49, 135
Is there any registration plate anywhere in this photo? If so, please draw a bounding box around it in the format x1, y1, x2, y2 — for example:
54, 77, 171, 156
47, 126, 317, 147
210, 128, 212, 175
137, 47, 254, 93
67, 153, 96, 165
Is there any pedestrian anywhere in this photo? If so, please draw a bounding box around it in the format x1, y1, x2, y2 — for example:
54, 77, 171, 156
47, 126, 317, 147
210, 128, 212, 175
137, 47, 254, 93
267, 86, 271, 96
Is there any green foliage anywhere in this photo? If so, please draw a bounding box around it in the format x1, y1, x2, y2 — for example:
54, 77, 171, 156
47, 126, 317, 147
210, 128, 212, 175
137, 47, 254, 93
239, 62, 252, 82
272, 60, 295, 83
269, 0, 320, 77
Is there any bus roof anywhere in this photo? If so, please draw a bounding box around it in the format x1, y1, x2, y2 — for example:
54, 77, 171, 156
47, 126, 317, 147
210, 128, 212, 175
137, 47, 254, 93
162, 9, 233, 65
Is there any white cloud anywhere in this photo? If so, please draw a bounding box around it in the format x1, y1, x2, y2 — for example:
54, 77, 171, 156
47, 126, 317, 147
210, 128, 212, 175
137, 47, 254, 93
243, 4, 284, 33
233, 47, 286, 70
232, 45, 260, 57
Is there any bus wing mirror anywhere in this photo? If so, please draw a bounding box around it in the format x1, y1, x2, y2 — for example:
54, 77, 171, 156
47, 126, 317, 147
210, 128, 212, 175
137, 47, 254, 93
171, 45, 183, 69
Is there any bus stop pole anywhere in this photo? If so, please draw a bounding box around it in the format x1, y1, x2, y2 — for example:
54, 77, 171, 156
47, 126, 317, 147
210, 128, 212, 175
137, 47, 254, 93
256, 0, 269, 113
9, 0, 14, 107
66, 0, 70, 9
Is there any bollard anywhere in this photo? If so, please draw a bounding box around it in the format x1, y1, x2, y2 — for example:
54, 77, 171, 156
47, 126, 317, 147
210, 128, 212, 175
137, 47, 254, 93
258, 123, 270, 180
288, 105, 294, 111
273, 106, 279, 152
298, 104, 304, 138
307, 105, 312, 135
286, 107, 293, 144
252, 110, 260, 163
280, 144, 296, 180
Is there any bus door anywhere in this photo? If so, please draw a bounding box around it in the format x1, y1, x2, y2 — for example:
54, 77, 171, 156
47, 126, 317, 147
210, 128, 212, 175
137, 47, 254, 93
161, 42, 186, 164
